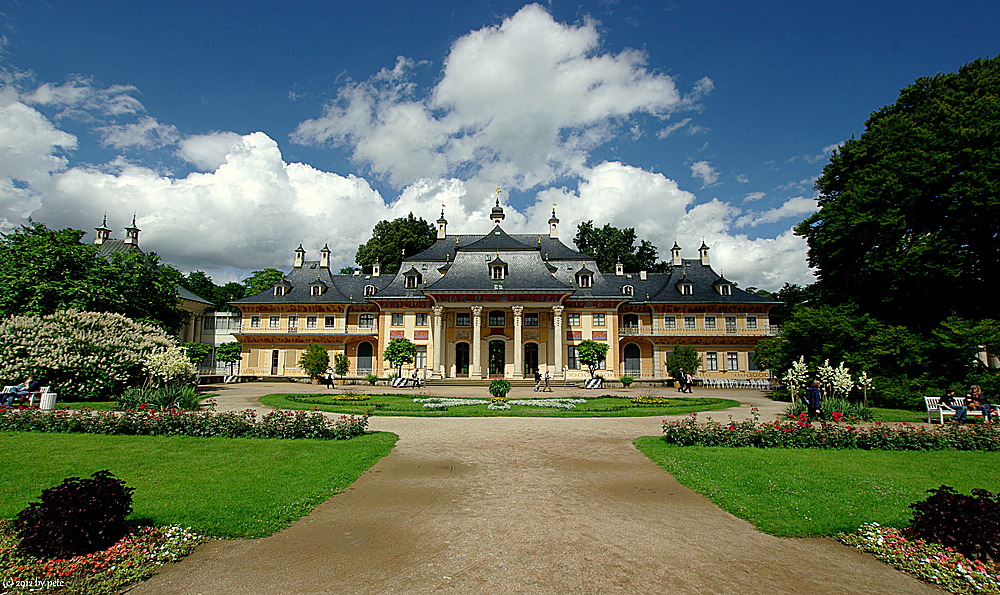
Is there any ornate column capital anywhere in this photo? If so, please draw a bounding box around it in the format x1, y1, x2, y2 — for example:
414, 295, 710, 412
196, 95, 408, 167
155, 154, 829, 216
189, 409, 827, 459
552, 305, 564, 315
432, 305, 444, 316
511, 305, 524, 316
471, 305, 483, 316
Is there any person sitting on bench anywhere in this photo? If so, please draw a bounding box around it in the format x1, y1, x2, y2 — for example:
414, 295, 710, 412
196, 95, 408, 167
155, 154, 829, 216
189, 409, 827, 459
2, 377, 40, 407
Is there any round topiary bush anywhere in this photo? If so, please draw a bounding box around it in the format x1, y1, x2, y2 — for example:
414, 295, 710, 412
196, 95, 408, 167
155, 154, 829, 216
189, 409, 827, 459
489, 379, 511, 399
14, 470, 135, 558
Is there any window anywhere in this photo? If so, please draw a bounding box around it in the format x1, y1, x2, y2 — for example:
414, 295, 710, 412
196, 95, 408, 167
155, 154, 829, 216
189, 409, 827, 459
415, 346, 427, 369
719, 284, 732, 296
274, 286, 286, 296
491, 265, 506, 280
725, 316, 737, 329
684, 316, 696, 330
456, 313, 471, 327
706, 351, 718, 371
727, 352, 739, 371
324, 316, 336, 328
392, 313, 404, 326
203, 317, 217, 330
664, 315, 677, 329
405, 273, 421, 289
306, 316, 317, 329
269, 316, 280, 329
748, 351, 759, 371
287, 316, 297, 329
310, 285, 322, 296
747, 316, 758, 329
524, 313, 539, 327
577, 273, 592, 288
364, 285, 376, 296
593, 313, 605, 327
679, 283, 693, 295
415, 313, 428, 326
705, 316, 716, 329
622, 285, 633, 296
250, 316, 261, 329
488, 311, 505, 327
567, 345, 579, 369
567, 313, 581, 326
358, 313, 375, 329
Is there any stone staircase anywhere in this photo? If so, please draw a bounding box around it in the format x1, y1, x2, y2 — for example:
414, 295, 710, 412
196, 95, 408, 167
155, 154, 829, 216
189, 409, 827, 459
424, 378, 539, 388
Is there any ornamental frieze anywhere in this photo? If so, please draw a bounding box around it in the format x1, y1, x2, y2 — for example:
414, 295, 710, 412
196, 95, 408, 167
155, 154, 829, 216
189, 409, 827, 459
429, 293, 565, 303
647, 336, 765, 346
619, 304, 651, 313
564, 301, 625, 309
371, 300, 433, 309
650, 304, 772, 314
237, 304, 349, 314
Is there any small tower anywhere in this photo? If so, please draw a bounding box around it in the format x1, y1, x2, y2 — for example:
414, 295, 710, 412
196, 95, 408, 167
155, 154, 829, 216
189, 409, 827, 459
372, 262, 381, 277
699, 240, 711, 266
671, 241, 682, 266
123, 215, 140, 247
490, 188, 505, 226
548, 206, 559, 239
319, 243, 331, 269
615, 259, 625, 276
94, 215, 112, 246
436, 206, 448, 240
294, 244, 306, 268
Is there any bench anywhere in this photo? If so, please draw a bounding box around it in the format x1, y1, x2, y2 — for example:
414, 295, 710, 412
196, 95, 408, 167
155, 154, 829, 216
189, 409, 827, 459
925, 396, 985, 424
2, 385, 56, 409
584, 378, 603, 389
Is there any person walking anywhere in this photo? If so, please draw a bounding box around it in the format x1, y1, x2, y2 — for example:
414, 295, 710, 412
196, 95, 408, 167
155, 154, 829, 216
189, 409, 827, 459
533, 369, 542, 392
543, 369, 552, 392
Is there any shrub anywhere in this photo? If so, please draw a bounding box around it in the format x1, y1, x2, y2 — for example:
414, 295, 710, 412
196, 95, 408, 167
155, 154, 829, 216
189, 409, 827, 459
0, 310, 174, 401
620, 375, 635, 387
14, 470, 134, 558
783, 395, 873, 421
909, 485, 1000, 562
144, 346, 197, 387
116, 386, 204, 411
489, 379, 511, 399
365, 373, 378, 385
299, 343, 330, 379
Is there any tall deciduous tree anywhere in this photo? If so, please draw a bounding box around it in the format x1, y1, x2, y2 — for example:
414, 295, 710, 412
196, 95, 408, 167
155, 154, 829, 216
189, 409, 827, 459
797, 56, 1000, 330
383, 338, 417, 377
355, 213, 436, 275
241, 268, 287, 297
573, 221, 669, 274
0, 222, 185, 333
576, 340, 609, 378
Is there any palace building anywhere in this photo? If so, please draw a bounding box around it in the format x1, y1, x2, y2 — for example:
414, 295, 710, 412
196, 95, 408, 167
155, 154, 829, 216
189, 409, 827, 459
231, 202, 779, 382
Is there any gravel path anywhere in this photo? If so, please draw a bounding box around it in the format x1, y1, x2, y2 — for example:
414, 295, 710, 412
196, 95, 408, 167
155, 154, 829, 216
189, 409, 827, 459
131, 383, 940, 595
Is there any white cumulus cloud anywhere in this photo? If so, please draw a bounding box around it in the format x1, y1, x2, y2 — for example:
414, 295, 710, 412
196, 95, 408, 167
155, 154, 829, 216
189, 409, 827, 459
689, 160, 719, 187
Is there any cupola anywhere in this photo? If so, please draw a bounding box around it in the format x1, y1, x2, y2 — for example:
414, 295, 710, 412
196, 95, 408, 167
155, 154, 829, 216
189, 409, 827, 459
94, 215, 112, 245
123, 215, 141, 247
436, 206, 448, 240
615, 260, 625, 276
671, 241, 682, 266
490, 189, 506, 226
372, 262, 381, 277
699, 240, 711, 266
548, 207, 559, 239
293, 244, 306, 268
319, 243, 331, 269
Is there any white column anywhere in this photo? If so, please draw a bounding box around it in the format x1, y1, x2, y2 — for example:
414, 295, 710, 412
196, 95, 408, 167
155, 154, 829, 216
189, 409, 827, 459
432, 306, 444, 379
512, 305, 523, 379
471, 305, 483, 379
552, 305, 564, 379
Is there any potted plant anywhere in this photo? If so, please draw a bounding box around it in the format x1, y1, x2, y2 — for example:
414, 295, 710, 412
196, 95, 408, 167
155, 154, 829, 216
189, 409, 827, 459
620, 375, 635, 388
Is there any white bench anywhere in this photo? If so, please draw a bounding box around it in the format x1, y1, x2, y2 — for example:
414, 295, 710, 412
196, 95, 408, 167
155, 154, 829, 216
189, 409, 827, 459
390, 377, 421, 388
924, 396, 985, 424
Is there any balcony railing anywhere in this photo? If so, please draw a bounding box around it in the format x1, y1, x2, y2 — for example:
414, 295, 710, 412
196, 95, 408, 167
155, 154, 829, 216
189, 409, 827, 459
618, 324, 779, 337
238, 324, 379, 335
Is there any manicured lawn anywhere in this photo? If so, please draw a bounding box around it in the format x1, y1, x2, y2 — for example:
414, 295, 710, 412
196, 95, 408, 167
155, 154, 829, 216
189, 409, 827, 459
633, 437, 1000, 537
259, 393, 740, 417
872, 407, 938, 423
56, 401, 117, 410
0, 431, 397, 538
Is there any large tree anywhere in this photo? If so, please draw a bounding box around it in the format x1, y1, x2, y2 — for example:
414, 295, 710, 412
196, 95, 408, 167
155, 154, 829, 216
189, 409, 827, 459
573, 221, 669, 274
241, 268, 287, 297
355, 213, 437, 275
0, 222, 185, 333
797, 56, 1000, 330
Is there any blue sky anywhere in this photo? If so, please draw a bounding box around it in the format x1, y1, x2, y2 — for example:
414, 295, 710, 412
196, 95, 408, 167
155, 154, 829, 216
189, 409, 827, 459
1, 0, 996, 290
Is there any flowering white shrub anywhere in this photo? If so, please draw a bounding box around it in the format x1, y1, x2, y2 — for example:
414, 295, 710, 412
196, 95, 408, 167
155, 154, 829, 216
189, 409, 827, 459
144, 346, 196, 387
832, 362, 854, 399
0, 310, 174, 400
783, 356, 810, 398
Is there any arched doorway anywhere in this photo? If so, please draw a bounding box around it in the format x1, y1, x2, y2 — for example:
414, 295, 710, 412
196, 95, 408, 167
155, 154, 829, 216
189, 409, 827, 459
357, 341, 374, 374
524, 343, 539, 376
455, 342, 470, 376
488, 340, 506, 377
624, 343, 641, 376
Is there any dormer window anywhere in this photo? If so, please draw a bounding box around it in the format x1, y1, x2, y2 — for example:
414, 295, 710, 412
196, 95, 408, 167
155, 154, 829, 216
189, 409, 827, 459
310, 286, 322, 296
622, 285, 634, 296
577, 274, 591, 288
491, 265, 506, 280
364, 285, 376, 296
713, 275, 733, 296
405, 272, 422, 289
719, 285, 732, 296
274, 286, 286, 296
680, 284, 693, 296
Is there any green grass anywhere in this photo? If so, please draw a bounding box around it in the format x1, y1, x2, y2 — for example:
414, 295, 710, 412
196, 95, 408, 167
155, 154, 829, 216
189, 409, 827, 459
0, 431, 397, 538
259, 393, 740, 417
871, 407, 934, 423
634, 437, 1000, 537
55, 401, 117, 410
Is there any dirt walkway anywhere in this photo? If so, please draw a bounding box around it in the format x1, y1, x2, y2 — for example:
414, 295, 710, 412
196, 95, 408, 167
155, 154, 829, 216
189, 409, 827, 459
132, 383, 939, 594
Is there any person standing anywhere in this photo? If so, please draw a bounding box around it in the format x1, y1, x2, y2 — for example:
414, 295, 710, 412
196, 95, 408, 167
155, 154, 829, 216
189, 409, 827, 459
324, 367, 334, 389
683, 371, 693, 394
805, 380, 825, 422
676, 370, 687, 393
940, 388, 967, 423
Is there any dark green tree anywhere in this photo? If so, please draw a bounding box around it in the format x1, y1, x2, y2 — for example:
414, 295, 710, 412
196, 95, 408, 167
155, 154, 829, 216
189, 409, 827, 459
215, 341, 243, 374
666, 345, 701, 377
383, 338, 417, 377
0, 222, 185, 333
299, 343, 330, 379
241, 268, 287, 297
576, 339, 610, 378
797, 56, 1000, 330
573, 221, 669, 274
215, 282, 246, 311
333, 352, 350, 379
355, 213, 436, 275
180, 271, 217, 305
182, 342, 212, 365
